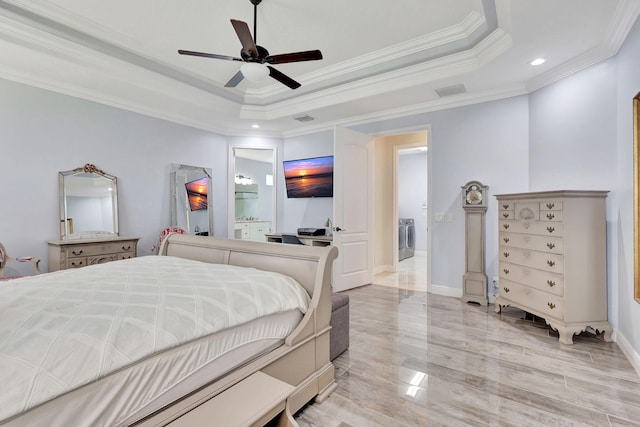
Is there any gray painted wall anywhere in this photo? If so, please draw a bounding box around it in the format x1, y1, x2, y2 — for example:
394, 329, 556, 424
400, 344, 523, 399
0, 79, 230, 259
615, 11, 640, 362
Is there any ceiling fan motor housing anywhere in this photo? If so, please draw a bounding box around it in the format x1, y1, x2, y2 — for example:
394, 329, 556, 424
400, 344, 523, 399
241, 45, 269, 62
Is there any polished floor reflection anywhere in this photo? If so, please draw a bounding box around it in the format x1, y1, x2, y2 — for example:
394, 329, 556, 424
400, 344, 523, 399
295, 281, 640, 426
373, 254, 428, 293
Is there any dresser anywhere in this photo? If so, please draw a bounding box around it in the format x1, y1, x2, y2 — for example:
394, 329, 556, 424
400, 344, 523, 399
494, 191, 611, 344
47, 236, 140, 272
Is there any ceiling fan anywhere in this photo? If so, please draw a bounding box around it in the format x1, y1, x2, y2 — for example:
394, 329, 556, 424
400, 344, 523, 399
178, 0, 322, 90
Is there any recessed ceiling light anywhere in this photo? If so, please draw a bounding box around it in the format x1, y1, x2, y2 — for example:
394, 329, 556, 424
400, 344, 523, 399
530, 58, 546, 66
251, 124, 260, 129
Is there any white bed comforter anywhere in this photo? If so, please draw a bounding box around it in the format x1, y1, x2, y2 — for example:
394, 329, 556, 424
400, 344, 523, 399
0, 256, 310, 422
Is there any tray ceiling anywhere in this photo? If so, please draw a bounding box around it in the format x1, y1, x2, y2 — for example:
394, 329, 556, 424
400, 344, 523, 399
0, 0, 637, 137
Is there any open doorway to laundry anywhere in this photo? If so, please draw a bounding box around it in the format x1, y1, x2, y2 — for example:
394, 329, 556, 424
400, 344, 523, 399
372, 130, 430, 293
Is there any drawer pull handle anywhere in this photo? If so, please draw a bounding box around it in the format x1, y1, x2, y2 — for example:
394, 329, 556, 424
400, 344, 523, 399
503, 237, 510, 243
546, 213, 555, 220
72, 250, 84, 255
547, 302, 556, 309
547, 243, 556, 249
546, 226, 555, 233
503, 224, 510, 230
71, 261, 83, 266
503, 252, 510, 258
546, 203, 555, 209
547, 260, 556, 267
503, 287, 510, 293
122, 245, 131, 251
503, 213, 510, 219
547, 280, 556, 287
503, 204, 510, 209
503, 268, 510, 274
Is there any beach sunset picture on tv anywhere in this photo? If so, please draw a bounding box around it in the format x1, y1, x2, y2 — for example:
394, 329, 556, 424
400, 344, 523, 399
283, 156, 334, 198
185, 177, 208, 211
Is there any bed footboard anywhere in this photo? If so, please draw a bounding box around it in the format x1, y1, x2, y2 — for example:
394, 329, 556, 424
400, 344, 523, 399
139, 234, 339, 425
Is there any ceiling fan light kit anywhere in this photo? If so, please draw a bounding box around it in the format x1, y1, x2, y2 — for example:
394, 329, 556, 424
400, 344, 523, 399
241, 63, 269, 82
178, 0, 322, 90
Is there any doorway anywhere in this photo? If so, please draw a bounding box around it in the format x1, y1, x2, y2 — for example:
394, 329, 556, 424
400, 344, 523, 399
227, 147, 277, 241
372, 130, 430, 293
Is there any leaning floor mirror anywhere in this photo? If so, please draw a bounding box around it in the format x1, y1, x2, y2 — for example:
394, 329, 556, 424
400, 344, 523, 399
171, 164, 213, 236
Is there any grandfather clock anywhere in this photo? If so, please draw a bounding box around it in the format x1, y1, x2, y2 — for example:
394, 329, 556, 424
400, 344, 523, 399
461, 181, 489, 305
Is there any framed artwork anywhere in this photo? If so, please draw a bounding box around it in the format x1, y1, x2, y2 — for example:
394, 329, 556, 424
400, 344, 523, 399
634, 92, 640, 303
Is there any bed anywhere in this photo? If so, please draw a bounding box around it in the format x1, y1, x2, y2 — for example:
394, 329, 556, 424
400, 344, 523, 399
0, 234, 338, 426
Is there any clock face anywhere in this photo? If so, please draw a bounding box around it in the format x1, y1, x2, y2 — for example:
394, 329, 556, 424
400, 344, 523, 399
466, 186, 483, 204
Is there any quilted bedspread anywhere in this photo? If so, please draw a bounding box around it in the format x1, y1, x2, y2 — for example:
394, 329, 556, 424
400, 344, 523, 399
0, 256, 310, 421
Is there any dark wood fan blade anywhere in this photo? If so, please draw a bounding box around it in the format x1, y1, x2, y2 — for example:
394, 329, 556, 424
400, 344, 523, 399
267, 66, 301, 89
230, 19, 258, 58
224, 70, 245, 88
178, 50, 243, 62
266, 50, 323, 64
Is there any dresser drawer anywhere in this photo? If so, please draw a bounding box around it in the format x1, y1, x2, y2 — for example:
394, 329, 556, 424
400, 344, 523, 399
499, 232, 563, 254
500, 262, 564, 296
499, 220, 563, 237
500, 247, 564, 274
540, 200, 563, 211
500, 211, 515, 220
499, 201, 515, 211
66, 258, 87, 269
540, 211, 563, 222
500, 279, 565, 321
64, 241, 137, 258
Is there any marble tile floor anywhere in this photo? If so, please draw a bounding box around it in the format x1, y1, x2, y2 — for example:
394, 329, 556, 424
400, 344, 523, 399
295, 284, 640, 426
373, 254, 428, 293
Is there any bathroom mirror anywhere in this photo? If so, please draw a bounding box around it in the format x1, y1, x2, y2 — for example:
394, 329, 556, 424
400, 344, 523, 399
228, 147, 276, 241
171, 164, 213, 236
59, 164, 118, 239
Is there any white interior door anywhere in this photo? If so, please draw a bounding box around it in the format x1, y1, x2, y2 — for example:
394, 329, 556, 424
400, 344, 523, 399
332, 126, 373, 291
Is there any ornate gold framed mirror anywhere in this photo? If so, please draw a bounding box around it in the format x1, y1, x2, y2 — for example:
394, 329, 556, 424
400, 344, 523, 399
634, 93, 640, 303
59, 164, 118, 239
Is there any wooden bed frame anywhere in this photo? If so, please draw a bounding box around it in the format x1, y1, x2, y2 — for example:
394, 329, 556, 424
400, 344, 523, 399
134, 234, 339, 426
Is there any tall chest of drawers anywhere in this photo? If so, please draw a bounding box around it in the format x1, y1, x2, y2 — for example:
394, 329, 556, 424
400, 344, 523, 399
47, 236, 140, 272
494, 191, 611, 344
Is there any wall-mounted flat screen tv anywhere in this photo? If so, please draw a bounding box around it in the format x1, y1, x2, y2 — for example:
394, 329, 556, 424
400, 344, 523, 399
283, 155, 334, 198
185, 177, 208, 211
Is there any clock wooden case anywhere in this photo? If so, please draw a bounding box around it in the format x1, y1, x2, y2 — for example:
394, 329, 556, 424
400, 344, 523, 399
461, 181, 489, 305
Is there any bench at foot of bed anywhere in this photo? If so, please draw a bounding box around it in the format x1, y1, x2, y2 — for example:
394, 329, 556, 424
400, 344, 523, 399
168, 371, 298, 427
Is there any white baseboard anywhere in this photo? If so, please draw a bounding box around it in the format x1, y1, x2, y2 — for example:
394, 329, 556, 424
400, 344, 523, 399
429, 284, 463, 298
615, 331, 640, 378
373, 265, 392, 275
414, 250, 427, 257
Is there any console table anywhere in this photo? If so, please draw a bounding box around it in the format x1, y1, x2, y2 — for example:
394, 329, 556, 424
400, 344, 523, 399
47, 236, 140, 272
266, 233, 332, 247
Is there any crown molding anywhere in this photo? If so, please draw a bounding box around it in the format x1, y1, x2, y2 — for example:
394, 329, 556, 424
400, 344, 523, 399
281, 85, 528, 138
245, 9, 487, 100
604, 0, 640, 52
239, 28, 512, 121
525, 0, 640, 93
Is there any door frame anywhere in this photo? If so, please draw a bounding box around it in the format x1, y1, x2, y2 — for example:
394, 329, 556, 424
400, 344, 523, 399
227, 144, 278, 239
389, 128, 432, 292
